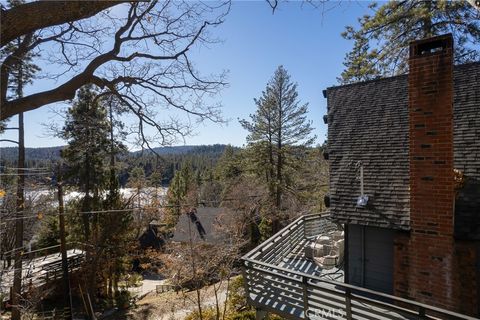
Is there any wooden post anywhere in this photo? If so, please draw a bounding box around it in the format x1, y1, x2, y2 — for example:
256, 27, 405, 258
345, 288, 352, 320
78, 285, 88, 317
57, 173, 73, 320
302, 276, 309, 319
255, 308, 268, 320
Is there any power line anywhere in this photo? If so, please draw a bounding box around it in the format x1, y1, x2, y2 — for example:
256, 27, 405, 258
1, 244, 63, 256
0, 196, 260, 222
0, 172, 51, 176
0, 166, 52, 171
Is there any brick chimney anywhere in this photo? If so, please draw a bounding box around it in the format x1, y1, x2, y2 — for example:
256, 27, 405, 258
393, 34, 477, 315
409, 32, 455, 308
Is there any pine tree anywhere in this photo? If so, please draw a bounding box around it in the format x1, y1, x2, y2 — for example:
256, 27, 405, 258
104, 95, 127, 209
101, 95, 131, 301
340, 0, 480, 84
59, 87, 133, 305
240, 66, 316, 225
164, 162, 197, 231
338, 33, 380, 84
60, 84, 111, 240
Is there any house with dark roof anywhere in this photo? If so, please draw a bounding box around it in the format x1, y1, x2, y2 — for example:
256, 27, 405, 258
171, 207, 236, 244
138, 220, 166, 250
241, 34, 480, 320
325, 34, 480, 316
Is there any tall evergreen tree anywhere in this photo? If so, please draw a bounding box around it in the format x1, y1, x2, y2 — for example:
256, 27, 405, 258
240, 66, 315, 218
340, 0, 480, 84
60, 84, 111, 240
104, 95, 127, 209
164, 162, 197, 230
60, 86, 133, 305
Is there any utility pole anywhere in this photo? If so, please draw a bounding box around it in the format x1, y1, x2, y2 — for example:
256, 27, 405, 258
57, 169, 73, 320
11, 112, 24, 320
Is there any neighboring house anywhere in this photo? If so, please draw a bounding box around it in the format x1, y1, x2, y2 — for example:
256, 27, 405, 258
171, 207, 235, 244
325, 34, 479, 316
138, 219, 166, 250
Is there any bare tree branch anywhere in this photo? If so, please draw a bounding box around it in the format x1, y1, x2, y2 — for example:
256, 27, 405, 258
1, 1, 230, 147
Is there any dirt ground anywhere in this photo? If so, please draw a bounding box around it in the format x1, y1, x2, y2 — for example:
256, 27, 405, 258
109, 280, 230, 320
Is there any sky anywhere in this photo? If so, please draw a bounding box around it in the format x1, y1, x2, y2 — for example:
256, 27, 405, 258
1, 1, 373, 150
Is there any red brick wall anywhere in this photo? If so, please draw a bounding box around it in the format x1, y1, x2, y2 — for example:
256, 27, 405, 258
393, 34, 477, 315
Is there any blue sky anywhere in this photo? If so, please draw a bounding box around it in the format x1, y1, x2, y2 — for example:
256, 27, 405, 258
2, 1, 372, 150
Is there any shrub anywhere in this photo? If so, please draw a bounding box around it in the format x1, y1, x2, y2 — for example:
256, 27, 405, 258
115, 290, 132, 309
227, 276, 246, 311
227, 310, 256, 320
185, 307, 217, 320
127, 273, 143, 287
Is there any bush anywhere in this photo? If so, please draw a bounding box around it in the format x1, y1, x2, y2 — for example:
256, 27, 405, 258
115, 290, 132, 309
185, 307, 217, 320
227, 276, 246, 311
127, 273, 143, 287
227, 310, 256, 320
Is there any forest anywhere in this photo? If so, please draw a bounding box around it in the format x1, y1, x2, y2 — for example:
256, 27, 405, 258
0, 144, 230, 186
0, 66, 328, 320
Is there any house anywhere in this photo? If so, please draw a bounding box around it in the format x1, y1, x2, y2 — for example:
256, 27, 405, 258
138, 219, 166, 250
325, 34, 480, 316
241, 34, 479, 320
171, 207, 236, 244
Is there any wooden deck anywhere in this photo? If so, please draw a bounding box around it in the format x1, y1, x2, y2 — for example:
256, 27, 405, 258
241, 213, 476, 320
0, 249, 85, 300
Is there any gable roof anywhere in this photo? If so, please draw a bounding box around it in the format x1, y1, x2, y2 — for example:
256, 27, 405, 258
325, 62, 480, 238
171, 207, 236, 244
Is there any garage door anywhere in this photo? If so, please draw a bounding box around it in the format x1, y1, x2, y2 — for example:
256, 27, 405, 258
348, 224, 394, 294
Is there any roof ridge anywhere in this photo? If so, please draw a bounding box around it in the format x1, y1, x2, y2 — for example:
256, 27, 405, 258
324, 61, 480, 94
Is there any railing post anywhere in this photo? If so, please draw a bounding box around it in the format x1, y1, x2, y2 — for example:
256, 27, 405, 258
303, 216, 308, 239
255, 308, 268, 320
345, 287, 352, 320
419, 306, 426, 318
242, 260, 252, 305
302, 276, 309, 319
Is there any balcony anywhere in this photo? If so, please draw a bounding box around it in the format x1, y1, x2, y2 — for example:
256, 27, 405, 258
241, 213, 476, 320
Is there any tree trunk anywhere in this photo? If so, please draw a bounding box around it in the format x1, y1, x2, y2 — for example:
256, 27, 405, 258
58, 180, 73, 320
12, 50, 26, 320
107, 262, 113, 299
188, 216, 203, 320
212, 281, 222, 320
82, 152, 92, 240
11, 112, 25, 320
113, 274, 119, 296
222, 276, 231, 320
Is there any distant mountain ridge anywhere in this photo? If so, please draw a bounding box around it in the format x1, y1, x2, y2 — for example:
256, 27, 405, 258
0, 144, 229, 162
0, 146, 64, 162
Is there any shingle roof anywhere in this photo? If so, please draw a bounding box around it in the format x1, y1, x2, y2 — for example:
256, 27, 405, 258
171, 207, 236, 243
326, 62, 480, 238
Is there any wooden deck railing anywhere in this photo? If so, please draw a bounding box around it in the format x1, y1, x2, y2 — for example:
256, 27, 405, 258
244, 213, 338, 265
241, 213, 477, 320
